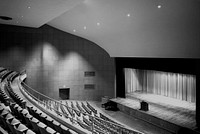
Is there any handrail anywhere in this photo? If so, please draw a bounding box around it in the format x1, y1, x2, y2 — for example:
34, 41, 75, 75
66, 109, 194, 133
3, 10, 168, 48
18, 73, 143, 134
20, 82, 105, 134
20, 80, 125, 127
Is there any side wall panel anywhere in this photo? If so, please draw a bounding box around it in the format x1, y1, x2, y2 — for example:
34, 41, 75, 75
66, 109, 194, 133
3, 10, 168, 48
0, 24, 115, 101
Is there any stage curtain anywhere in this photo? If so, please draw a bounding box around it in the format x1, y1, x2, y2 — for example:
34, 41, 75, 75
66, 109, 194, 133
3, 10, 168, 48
125, 69, 141, 93
124, 68, 196, 103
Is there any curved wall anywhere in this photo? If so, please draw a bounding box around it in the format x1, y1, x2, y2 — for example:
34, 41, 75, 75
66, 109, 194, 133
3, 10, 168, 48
0, 24, 115, 101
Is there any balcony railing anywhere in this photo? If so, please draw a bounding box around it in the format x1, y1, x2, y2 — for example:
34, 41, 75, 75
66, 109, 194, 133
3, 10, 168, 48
18, 73, 144, 134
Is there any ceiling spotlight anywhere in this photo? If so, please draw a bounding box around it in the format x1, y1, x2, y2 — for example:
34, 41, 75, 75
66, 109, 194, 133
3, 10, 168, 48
21, 15, 24, 18
97, 22, 100, 26
73, 29, 76, 32
157, 5, 162, 8
84, 26, 86, 30
127, 14, 130, 17
28, 6, 31, 9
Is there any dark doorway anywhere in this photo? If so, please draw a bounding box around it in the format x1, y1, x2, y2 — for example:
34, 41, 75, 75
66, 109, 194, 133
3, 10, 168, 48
59, 88, 70, 100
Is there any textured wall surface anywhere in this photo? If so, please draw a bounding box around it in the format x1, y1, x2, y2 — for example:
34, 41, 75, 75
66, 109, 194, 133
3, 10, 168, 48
0, 24, 115, 101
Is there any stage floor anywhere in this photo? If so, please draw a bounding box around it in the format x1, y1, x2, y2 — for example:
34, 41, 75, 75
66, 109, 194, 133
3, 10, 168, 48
111, 92, 196, 129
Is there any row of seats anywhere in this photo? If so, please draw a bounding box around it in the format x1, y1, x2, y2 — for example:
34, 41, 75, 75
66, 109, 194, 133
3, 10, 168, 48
27, 104, 72, 134
57, 101, 121, 134
0, 72, 37, 134
71, 102, 81, 117
0, 70, 8, 82
0, 83, 11, 106
0, 67, 73, 134
1, 70, 14, 82
0, 69, 37, 133
81, 102, 92, 115
1, 67, 142, 134
76, 117, 92, 131
19, 75, 142, 134
2, 68, 115, 134
0, 68, 90, 133
85, 102, 138, 134
0, 103, 36, 134
86, 102, 97, 114
6, 82, 26, 108
65, 101, 141, 134
64, 101, 75, 118
6, 82, 72, 134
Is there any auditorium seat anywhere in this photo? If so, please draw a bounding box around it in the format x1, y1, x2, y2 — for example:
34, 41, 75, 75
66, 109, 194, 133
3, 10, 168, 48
27, 105, 61, 134
6, 82, 27, 108
0, 109, 10, 117
19, 109, 29, 124
37, 122, 47, 134
60, 124, 72, 134
83, 116, 92, 127
26, 104, 34, 114
14, 123, 28, 134
10, 103, 17, 114
45, 116, 54, 129
59, 103, 69, 118
21, 109, 29, 116
29, 117, 40, 133
24, 113, 33, 128
46, 127, 60, 134
76, 117, 92, 131
4, 113, 14, 121
37, 121, 60, 134
71, 102, 81, 117
11, 103, 22, 118
25, 129, 36, 134
51, 120, 61, 132
86, 102, 97, 114
6, 117, 21, 134
39, 112, 48, 124
76, 102, 86, 115
0, 104, 6, 114
35, 109, 43, 120
0, 112, 12, 130
1, 67, 143, 134
65, 102, 75, 118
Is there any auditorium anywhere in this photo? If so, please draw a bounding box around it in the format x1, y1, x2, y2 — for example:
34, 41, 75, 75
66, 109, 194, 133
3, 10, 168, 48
0, 0, 200, 134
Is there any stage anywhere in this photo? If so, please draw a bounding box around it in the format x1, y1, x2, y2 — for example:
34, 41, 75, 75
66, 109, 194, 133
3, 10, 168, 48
110, 92, 196, 133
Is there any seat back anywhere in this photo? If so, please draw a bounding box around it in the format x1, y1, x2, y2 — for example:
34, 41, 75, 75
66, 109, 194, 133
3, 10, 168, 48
25, 129, 36, 134
6, 118, 20, 134
29, 117, 40, 133
14, 123, 28, 134
37, 122, 47, 134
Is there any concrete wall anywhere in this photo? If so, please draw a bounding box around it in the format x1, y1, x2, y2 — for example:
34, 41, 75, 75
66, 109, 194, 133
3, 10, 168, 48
0, 24, 115, 101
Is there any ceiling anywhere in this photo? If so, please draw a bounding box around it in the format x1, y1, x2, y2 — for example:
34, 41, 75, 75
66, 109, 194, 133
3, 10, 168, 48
0, 0, 200, 58
0, 0, 83, 27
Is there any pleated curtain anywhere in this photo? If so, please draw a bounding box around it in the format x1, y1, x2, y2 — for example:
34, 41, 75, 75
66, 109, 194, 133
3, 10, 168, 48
124, 68, 196, 103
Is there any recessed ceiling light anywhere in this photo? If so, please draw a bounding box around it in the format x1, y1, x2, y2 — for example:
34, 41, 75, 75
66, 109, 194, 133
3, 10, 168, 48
157, 5, 162, 8
127, 14, 130, 17
21, 15, 24, 18
16, 21, 19, 23
28, 6, 31, 9
84, 26, 86, 30
97, 22, 100, 26
73, 29, 76, 32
